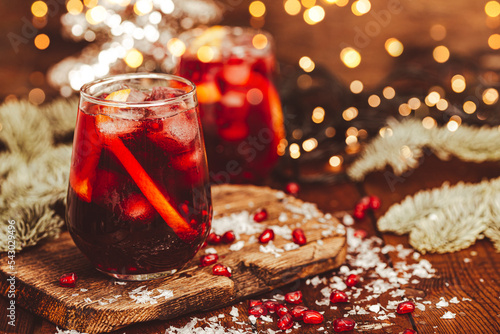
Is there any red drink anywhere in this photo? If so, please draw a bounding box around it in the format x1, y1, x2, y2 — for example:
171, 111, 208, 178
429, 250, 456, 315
177, 26, 285, 183
66, 74, 211, 281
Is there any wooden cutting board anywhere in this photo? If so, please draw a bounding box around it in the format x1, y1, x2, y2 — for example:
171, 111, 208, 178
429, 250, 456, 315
0, 185, 346, 333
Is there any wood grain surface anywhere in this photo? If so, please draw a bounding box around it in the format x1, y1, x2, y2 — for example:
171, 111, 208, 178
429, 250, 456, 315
0, 185, 346, 333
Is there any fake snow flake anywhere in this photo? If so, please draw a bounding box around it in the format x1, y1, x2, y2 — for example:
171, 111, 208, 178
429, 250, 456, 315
55, 327, 88, 334
278, 212, 288, 222
259, 241, 284, 258
230, 306, 239, 318
441, 311, 456, 319
436, 297, 449, 308
343, 214, 354, 226
114, 281, 127, 285
205, 248, 218, 254
283, 242, 300, 251
449, 297, 460, 304
229, 241, 245, 251
80, 288, 88, 292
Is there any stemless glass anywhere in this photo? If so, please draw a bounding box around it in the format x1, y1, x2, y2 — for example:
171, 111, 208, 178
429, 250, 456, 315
66, 73, 212, 281
177, 26, 286, 184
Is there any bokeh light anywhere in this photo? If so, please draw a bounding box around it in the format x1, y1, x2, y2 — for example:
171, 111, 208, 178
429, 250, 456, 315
340, 47, 361, 68
329, 155, 343, 168
302, 138, 318, 152
304, 6, 325, 24
463, 101, 477, 114
383, 86, 395, 99
488, 34, 500, 49
451, 74, 466, 93
124, 48, 143, 68
385, 38, 404, 57
430, 24, 446, 41
167, 38, 186, 57
301, 0, 316, 8
433, 45, 450, 63
31, 1, 48, 17
485, 1, 500, 17
483, 88, 499, 105
422, 116, 437, 129
368, 94, 381, 107
352, 0, 371, 16
28, 88, 45, 105
342, 107, 358, 121
67, 0, 84, 15
284, 0, 302, 15
312, 106, 325, 123
134, 0, 153, 16
252, 33, 268, 49
249, 1, 266, 17
197, 46, 215, 63
299, 56, 315, 72
398, 103, 411, 116
34, 34, 50, 50
350, 80, 363, 94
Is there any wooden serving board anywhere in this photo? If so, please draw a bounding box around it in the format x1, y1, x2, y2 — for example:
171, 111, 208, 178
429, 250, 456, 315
0, 185, 346, 333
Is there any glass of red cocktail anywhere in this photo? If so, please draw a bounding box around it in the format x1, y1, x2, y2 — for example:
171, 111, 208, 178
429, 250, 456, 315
66, 73, 211, 281
177, 26, 285, 184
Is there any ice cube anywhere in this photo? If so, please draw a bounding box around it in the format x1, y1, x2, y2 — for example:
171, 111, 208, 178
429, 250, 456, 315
96, 115, 139, 137
120, 193, 156, 222
147, 87, 189, 116
147, 111, 198, 153
126, 89, 148, 103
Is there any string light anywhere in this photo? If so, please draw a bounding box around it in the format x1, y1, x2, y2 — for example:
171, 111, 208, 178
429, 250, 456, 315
485, 1, 500, 17
488, 34, 500, 49
350, 80, 363, 94
342, 107, 358, 121
430, 24, 446, 41
249, 1, 266, 17
329, 155, 342, 167
451, 75, 466, 93
299, 56, 315, 72
31, 1, 48, 17
422, 116, 437, 129
252, 34, 268, 49
385, 38, 404, 57
368, 94, 381, 107
433, 45, 450, 63
483, 88, 499, 105
284, 0, 301, 15
304, 5, 325, 24
34, 34, 50, 50
312, 106, 325, 123
124, 48, 143, 68
463, 101, 476, 114
383, 86, 395, 99
340, 47, 361, 68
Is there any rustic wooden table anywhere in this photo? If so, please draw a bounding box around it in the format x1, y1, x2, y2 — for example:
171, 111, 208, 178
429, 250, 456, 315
1, 155, 499, 334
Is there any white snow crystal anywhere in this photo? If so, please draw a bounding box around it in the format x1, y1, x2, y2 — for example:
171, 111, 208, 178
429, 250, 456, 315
229, 241, 245, 251
205, 248, 218, 254
441, 311, 456, 319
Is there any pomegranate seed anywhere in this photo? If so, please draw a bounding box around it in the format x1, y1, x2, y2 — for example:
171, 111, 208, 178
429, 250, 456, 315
397, 301, 415, 314
285, 182, 300, 196
292, 228, 307, 245
207, 233, 222, 245
59, 273, 77, 288
248, 304, 268, 317
285, 290, 302, 304
253, 208, 268, 222
258, 229, 275, 243
330, 290, 349, 303
346, 274, 360, 287
212, 264, 231, 277
403, 330, 417, 334
200, 254, 218, 267
249, 299, 263, 307
290, 305, 308, 321
353, 229, 367, 239
333, 317, 356, 332
369, 195, 381, 210
263, 300, 280, 313
221, 231, 235, 244
357, 196, 371, 211
276, 304, 290, 317
353, 207, 366, 220
303, 310, 324, 324
277, 313, 294, 330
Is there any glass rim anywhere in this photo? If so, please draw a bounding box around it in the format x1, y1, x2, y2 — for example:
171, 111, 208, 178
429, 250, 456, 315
79, 73, 197, 108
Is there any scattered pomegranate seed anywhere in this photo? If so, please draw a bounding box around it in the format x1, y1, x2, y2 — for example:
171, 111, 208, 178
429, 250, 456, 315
397, 301, 416, 314
357, 196, 371, 211
263, 300, 280, 313
200, 254, 219, 267
253, 208, 268, 222
353, 229, 367, 239
248, 299, 263, 307
330, 290, 349, 303
207, 233, 222, 245
285, 182, 300, 196
290, 305, 308, 321
346, 274, 360, 287
333, 317, 356, 332
369, 195, 381, 209
403, 330, 417, 334
212, 264, 231, 277
258, 229, 275, 243
221, 231, 235, 244
353, 207, 366, 220
303, 310, 324, 324
248, 304, 268, 317
277, 313, 294, 330
285, 290, 303, 304
59, 272, 77, 288
276, 304, 290, 317
292, 228, 307, 245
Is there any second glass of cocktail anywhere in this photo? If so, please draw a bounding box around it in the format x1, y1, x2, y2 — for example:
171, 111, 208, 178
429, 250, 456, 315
66, 73, 212, 281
